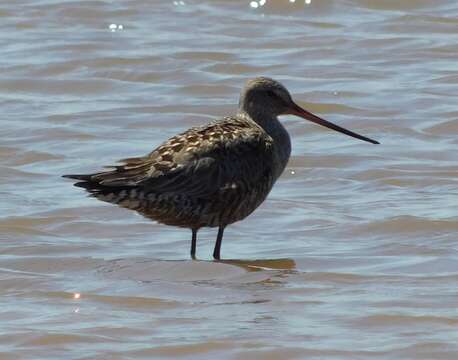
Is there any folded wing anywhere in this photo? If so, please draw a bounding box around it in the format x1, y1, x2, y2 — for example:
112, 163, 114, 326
63, 117, 274, 200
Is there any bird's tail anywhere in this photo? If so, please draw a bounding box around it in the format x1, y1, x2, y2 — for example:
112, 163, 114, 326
62, 173, 134, 194
62, 172, 146, 211
62, 174, 91, 181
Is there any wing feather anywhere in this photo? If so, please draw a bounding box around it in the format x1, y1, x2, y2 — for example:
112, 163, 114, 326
64, 117, 274, 198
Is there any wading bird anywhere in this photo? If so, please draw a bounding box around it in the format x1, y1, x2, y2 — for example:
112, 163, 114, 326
64, 77, 379, 259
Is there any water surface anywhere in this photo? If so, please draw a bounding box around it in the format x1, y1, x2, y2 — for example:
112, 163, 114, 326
1, 0, 458, 359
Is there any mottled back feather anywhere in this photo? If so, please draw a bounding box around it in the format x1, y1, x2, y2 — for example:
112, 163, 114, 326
64, 115, 275, 201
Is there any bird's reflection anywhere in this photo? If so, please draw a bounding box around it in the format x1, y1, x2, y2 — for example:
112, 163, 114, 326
217, 258, 296, 272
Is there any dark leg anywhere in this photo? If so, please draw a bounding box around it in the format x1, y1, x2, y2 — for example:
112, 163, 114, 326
191, 228, 198, 260
213, 226, 225, 260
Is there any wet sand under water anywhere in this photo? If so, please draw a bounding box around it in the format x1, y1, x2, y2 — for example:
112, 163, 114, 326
1, 0, 458, 359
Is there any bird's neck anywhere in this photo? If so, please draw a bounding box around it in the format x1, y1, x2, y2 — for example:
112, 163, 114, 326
240, 110, 292, 178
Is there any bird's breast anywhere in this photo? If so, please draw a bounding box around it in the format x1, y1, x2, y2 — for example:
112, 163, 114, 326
269, 122, 292, 180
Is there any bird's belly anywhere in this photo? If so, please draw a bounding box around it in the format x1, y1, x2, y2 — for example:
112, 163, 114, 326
213, 182, 273, 226
107, 177, 275, 228
95, 190, 199, 228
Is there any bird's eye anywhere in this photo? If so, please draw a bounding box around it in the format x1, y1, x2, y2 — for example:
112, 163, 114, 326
266, 90, 276, 98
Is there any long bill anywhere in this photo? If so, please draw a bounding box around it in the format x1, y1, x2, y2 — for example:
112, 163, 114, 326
289, 102, 380, 145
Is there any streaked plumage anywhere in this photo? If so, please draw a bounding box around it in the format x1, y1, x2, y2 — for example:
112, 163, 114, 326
64, 77, 378, 259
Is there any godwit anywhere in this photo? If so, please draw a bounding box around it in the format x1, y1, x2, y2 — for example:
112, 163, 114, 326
64, 77, 378, 260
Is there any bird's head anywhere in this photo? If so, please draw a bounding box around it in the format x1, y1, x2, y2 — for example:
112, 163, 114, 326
239, 77, 379, 144
239, 77, 293, 117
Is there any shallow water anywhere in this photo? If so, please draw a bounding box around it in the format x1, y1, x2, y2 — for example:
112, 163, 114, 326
1, 0, 458, 359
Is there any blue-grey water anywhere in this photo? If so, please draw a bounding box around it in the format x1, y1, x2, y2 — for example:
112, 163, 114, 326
1, 0, 458, 359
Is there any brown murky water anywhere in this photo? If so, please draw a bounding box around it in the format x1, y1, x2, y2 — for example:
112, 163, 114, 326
1, 0, 458, 359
